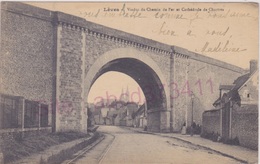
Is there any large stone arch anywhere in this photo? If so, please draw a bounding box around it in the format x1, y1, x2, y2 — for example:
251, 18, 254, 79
85, 48, 171, 132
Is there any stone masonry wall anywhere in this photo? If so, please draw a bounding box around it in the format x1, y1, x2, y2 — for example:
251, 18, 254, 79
85, 33, 127, 73
85, 34, 171, 87
1, 6, 54, 126
56, 24, 85, 131
231, 105, 258, 150
172, 55, 189, 131
187, 59, 242, 126
170, 47, 243, 131
202, 109, 221, 135
202, 105, 258, 150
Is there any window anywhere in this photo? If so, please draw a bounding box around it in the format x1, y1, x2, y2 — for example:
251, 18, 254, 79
24, 100, 39, 128
40, 104, 48, 127
243, 89, 249, 99
0, 95, 19, 129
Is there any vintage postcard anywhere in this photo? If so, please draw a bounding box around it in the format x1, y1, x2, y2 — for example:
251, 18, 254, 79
0, 1, 258, 164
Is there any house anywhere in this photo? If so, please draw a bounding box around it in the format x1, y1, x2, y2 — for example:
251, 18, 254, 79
215, 60, 258, 106
91, 98, 140, 127
124, 102, 139, 127
117, 102, 139, 127
202, 60, 258, 150
132, 103, 147, 128
109, 100, 126, 109
106, 109, 118, 125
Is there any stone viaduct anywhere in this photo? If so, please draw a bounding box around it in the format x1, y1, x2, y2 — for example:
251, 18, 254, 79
1, 2, 245, 132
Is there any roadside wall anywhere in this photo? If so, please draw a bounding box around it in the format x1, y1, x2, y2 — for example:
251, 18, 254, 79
202, 104, 258, 150
231, 104, 258, 150
202, 109, 221, 135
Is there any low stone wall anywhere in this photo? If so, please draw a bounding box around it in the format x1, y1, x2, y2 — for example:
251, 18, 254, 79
202, 109, 221, 135
10, 132, 101, 164
231, 105, 258, 150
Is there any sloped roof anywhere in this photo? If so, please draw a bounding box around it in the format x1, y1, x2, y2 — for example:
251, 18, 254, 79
232, 73, 251, 91
132, 104, 145, 118
213, 70, 257, 107
227, 71, 258, 99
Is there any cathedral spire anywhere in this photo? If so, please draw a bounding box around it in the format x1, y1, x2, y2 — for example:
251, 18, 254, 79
119, 86, 129, 102
126, 85, 129, 102
120, 87, 124, 102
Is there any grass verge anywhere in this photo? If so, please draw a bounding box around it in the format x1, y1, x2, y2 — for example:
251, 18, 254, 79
0, 131, 90, 163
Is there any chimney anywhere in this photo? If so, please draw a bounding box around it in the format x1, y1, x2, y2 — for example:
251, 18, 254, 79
250, 60, 258, 74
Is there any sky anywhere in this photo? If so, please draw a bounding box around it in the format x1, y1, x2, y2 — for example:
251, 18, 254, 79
25, 2, 259, 103
87, 72, 145, 104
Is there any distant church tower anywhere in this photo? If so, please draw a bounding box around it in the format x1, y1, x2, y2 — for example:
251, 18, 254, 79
120, 86, 129, 102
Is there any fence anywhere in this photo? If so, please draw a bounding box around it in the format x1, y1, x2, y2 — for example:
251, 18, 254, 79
0, 93, 51, 133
